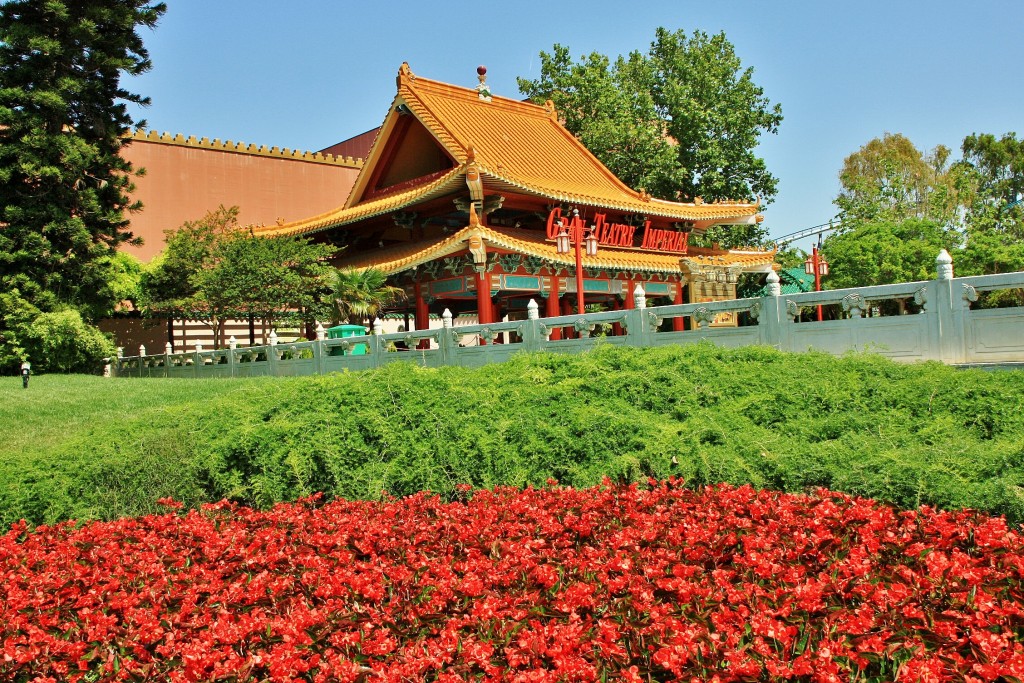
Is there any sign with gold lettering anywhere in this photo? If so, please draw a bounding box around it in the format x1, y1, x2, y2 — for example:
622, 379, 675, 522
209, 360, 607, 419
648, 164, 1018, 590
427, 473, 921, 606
545, 208, 687, 254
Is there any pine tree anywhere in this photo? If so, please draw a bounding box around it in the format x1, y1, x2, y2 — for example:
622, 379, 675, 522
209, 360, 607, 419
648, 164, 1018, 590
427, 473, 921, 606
0, 0, 165, 322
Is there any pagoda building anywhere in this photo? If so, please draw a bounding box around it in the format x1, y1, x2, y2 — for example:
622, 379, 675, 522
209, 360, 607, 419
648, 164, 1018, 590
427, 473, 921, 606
256, 64, 775, 337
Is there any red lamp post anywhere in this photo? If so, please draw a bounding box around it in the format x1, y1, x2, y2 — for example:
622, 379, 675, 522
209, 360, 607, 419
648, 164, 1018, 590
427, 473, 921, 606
555, 208, 598, 315
804, 245, 830, 321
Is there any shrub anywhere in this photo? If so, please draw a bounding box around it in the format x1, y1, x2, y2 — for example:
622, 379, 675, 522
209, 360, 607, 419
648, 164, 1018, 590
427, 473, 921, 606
22, 309, 116, 373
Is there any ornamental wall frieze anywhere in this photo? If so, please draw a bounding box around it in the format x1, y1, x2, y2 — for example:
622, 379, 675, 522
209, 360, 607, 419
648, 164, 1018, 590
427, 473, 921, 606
127, 129, 363, 168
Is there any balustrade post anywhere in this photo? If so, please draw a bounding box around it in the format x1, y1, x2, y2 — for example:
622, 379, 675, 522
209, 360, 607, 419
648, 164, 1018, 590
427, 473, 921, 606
625, 284, 650, 347
267, 332, 279, 376
228, 336, 237, 377
164, 342, 172, 378
370, 318, 385, 368
524, 299, 543, 353
932, 249, 969, 364
314, 323, 326, 375
193, 341, 202, 378
439, 309, 458, 366
758, 270, 785, 350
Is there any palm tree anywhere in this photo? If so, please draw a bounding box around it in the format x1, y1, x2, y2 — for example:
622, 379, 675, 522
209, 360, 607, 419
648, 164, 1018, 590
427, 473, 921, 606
330, 267, 407, 325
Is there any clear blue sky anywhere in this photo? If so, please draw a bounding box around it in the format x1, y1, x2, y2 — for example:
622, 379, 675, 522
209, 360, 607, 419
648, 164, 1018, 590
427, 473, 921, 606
126, 0, 1023, 248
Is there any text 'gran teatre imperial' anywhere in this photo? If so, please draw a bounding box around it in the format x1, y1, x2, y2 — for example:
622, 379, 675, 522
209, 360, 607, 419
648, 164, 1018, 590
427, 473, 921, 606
545, 208, 688, 253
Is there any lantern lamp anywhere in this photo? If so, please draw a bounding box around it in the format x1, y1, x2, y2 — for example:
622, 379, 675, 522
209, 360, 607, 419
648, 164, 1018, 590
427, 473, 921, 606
584, 227, 598, 256
555, 221, 570, 254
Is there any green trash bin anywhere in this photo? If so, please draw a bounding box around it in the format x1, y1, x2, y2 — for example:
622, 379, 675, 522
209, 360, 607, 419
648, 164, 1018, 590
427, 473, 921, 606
326, 324, 369, 355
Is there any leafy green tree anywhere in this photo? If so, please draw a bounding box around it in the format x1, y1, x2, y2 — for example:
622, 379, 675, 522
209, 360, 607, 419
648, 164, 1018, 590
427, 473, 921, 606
143, 206, 338, 347
518, 28, 782, 247
956, 132, 1024, 278
821, 219, 955, 292
835, 133, 961, 229
0, 0, 165, 319
21, 308, 116, 373
141, 206, 241, 347
517, 46, 683, 203
0, 288, 40, 370
330, 268, 406, 326
194, 232, 336, 344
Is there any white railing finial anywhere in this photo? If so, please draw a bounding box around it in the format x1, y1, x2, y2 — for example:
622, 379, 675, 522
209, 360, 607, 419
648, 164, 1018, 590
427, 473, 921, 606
766, 269, 781, 297
633, 283, 647, 310
936, 249, 953, 281
527, 299, 539, 320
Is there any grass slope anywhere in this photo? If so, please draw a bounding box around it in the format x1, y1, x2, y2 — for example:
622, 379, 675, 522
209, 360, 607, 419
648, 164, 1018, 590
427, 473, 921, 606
2, 344, 1023, 527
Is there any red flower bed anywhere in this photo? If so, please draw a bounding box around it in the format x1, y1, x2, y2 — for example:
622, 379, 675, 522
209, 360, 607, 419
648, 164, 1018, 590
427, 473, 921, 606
2, 481, 1023, 682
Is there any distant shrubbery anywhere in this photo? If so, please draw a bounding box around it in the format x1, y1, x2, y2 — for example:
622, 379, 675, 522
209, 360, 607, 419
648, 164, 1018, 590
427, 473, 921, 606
2, 344, 1023, 527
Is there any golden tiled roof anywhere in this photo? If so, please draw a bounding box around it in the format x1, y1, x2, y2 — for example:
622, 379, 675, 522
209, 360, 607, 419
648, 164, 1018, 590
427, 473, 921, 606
254, 64, 760, 238
339, 225, 775, 276
253, 168, 466, 237
394, 66, 758, 221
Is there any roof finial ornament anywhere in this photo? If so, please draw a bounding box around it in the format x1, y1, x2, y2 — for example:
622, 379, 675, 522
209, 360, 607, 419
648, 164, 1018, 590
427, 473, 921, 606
476, 65, 492, 102
543, 99, 558, 122
397, 62, 414, 87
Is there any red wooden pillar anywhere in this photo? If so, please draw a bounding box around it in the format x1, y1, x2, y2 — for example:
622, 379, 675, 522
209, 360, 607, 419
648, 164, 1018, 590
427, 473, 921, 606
610, 295, 623, 336
560, 297, 574, 338
672, 278, 685, 332
623, 278, 634, 310
546, 276, 562, 341
414, 282, 430, 350
476, 270, 491, 345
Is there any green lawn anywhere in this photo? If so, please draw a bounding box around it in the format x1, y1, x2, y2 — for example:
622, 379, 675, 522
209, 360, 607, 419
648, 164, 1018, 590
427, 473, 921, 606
2, 344, 1023, 528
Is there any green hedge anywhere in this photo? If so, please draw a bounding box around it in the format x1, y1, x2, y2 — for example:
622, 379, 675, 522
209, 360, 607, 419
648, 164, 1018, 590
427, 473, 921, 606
2, 344, 1023, 527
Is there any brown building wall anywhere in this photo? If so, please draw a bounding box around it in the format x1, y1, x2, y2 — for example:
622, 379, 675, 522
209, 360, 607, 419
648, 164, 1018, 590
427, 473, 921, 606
121, 135, 362, 261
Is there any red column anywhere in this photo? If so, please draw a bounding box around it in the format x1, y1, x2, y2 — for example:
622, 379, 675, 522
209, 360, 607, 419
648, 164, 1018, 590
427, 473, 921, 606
673, 278, 685, 332
546, 276, 562, 341
560, 297, 575, 338
610, 295, 623, 336
414, 282, 430, 350
476, 270, 491, 345
623, 278, 634, 310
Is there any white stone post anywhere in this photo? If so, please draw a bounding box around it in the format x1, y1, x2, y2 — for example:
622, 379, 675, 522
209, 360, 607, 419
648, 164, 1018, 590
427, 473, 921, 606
193, 341, 203, 377
633, 283, 647, 310
527, 299, 539, 320
442, 309, 453, 328
936, 249, 953, 280
765, 269, 781, 297
315, 322, 326, 341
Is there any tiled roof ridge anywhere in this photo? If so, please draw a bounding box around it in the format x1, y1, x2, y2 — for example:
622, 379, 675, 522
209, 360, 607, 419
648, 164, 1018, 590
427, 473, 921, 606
127, 129, 363, 168
252, 166, 466, 238
397, 64, 759, 217
339, 224, 775, 276
475, 164, 759, 221
399, 64, 642, 199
